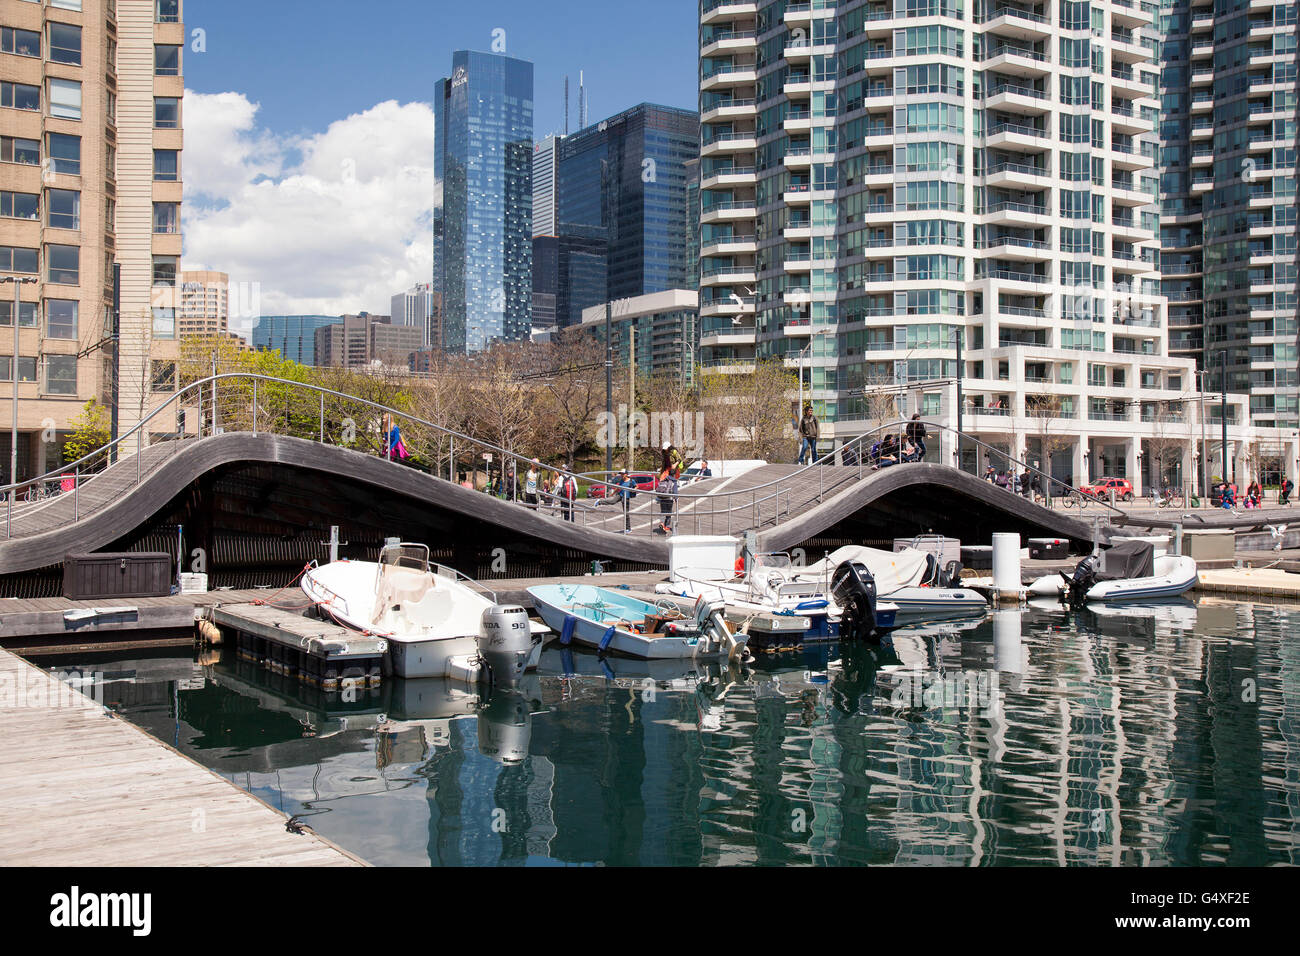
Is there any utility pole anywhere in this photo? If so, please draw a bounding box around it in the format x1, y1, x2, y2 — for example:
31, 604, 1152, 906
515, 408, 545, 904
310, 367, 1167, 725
1220, 348, 1229, 485
627, 323, 634, 472
1198, 367, 1207, 498
954, 326, 963, 472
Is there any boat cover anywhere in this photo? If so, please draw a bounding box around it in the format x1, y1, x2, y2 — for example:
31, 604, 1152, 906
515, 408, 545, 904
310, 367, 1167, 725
800, 546, 931, 592
1098, 540, 1155, 580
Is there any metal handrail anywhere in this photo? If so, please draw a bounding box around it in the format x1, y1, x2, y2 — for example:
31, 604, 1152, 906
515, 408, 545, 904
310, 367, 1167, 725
3, 373, 1128, 540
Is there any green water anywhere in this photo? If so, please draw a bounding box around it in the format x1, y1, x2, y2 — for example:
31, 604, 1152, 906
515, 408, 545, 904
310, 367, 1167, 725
46, 599, 1300, 866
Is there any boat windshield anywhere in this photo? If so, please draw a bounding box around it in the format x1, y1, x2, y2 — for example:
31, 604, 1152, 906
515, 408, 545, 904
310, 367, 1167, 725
378, 542, 430, 574
750, 553, 793, 573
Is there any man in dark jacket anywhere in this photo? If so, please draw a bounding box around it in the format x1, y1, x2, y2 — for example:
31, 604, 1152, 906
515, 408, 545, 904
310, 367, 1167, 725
905, 414, 927, 462
798, 405, 819, 464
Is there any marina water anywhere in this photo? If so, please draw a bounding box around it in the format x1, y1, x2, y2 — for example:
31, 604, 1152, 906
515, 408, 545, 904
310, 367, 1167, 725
43, 598, 1300, 866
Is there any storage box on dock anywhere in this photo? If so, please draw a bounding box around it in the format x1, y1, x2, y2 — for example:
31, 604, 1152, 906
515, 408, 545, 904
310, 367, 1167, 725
961, 545, 993, 570
63, 552, 173, 600
669, 535, 739, 582
180, 572, 208, 594
1028, 538, 1069, 560
1180, 529, 1235, 561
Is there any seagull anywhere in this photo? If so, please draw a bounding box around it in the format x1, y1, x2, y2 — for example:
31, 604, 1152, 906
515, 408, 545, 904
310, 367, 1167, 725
1266, 524, 1288, 551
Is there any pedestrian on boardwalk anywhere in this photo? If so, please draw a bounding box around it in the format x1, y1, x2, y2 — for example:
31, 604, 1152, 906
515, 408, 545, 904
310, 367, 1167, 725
656, 440, 684, 534
616, 468, 637, 533
985, 464, 996, 482
798, 404, 819, 465
559, 471, 577, 523
905, 413, 927, 462
524, 459, 540, 510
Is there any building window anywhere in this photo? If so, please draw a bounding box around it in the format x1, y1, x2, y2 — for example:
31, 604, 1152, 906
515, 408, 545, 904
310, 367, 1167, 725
152, 307, 175, 338
46, 244, 79, 284
45, 299, 77, 339
1, 81, 40, 112
47, 22, 81, 65
0, 191, 39, 221
154, 44, 180, 76
49, 0, 83, 10
0, 357, 37, 382
44, 354, 76, 395
47, 133, 79, 175
153, 149, 178, 181
0, 245, 38, 273
1, 27, 41, 58
47, 78, 81, 120
151, 360, 176, 392
1, 136, 40, 166
156, 0, 179, 23
154, 96, 179, 129
152, 255, 177, 286
152, 202, 179, 234
46, 189, 79, 230
0, 300, 38, 327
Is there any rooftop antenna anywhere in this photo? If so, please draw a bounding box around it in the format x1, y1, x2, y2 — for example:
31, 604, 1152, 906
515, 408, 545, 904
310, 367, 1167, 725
564, 75, 569, 136
579, 70, 586, 129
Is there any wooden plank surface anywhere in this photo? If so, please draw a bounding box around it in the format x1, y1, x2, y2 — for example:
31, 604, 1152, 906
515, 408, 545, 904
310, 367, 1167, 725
0, 647, 365, 867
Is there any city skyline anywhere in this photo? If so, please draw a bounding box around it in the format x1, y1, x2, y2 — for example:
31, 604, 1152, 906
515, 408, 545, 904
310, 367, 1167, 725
181, 0, 698, 323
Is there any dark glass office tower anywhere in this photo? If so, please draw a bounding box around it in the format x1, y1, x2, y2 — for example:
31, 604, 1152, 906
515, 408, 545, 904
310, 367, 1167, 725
434, 51, 534, 353
549, 103, 699, 327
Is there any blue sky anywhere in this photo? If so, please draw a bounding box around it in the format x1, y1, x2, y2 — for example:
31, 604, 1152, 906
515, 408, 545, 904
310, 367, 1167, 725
185, 0, 699, 141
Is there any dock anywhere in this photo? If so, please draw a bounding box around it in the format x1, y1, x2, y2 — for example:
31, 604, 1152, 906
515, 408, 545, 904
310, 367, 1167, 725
0, 646, 365, 866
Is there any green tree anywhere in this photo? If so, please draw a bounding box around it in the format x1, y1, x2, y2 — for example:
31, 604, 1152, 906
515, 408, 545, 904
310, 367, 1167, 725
62, 398, 112, 470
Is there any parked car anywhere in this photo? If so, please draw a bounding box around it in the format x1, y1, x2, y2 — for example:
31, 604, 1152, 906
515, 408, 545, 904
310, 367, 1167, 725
1080, 476, 1134, 502
587, 472, 658, 498
679, 459, 768, 486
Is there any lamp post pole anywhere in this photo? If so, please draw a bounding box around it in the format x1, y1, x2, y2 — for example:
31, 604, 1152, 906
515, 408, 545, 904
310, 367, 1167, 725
4, 275, 38, 514
1220, 347, 1229, 486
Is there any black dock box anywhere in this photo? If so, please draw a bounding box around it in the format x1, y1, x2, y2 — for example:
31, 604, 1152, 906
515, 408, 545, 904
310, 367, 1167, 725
1028, 538, 1069, 560
64, 553, 174, 600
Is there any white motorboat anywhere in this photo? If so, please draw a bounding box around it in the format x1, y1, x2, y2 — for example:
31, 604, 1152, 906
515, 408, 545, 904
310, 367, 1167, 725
655, 551, 899, 643
1026, 541, 1198, 607
302, 542, 547, 683
796, 545, 989, 622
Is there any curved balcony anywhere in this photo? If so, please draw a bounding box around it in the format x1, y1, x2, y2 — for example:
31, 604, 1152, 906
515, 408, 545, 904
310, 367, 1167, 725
701, 132, 759, 157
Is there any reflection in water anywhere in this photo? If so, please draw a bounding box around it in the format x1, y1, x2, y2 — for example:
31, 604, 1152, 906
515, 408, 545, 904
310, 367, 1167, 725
50, 598, 1300, 866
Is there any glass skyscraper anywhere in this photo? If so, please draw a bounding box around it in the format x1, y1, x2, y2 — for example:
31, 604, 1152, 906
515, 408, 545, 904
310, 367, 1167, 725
545, 103, 700, 327
251, 315, 342, 366
433, 51, 534, 353
1157, 1, 1298, 430
696, 0, 1294, 490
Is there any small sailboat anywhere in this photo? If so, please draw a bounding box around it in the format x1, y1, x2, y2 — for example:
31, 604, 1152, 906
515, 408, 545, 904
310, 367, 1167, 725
1026, 541, 1198, 608
527, 583, 748, 661
302, 542, 547, 683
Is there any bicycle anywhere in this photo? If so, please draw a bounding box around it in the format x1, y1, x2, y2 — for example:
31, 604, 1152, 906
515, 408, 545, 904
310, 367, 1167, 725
1155, 488, 1183, 509
1061, 491, 1090, 510
21, 482, 57, 503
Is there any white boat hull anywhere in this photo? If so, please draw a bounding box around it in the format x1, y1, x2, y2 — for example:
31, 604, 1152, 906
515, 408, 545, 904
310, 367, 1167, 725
1026, 554, 1199, 603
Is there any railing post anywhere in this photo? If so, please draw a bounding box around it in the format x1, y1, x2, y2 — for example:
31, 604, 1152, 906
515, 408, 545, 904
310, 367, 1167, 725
74, 466, 79, 521
319, 393, 325, 443
252, 380, 258, 436
212, 377, 218, 435
136, 430, 141, 485
449, 436, 455, 482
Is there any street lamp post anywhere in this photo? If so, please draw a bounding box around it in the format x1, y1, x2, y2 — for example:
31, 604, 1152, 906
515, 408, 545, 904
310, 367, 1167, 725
3, 275, 39, 517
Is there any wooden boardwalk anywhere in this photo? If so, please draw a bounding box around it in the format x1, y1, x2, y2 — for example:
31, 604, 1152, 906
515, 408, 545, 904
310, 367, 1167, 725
0, 647, 365, 866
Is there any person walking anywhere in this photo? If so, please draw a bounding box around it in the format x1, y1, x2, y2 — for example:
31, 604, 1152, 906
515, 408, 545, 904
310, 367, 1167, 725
558, 471, 578, 522
616, 468, 637, 533
524, 459, 540, 510
905, 413, 928, 462
1281, 476, 1294, 505
656, 440, 684, 534
798, 404, 820, 465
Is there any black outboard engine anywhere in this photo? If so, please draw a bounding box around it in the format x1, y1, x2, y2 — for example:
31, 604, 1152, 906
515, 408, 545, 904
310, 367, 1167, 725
831, 561, 880, 643
1060, 554, 1101, 610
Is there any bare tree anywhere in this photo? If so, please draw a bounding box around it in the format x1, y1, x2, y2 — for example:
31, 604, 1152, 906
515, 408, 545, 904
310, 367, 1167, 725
700, 358, 799, 461
1026, 393, 1076, 492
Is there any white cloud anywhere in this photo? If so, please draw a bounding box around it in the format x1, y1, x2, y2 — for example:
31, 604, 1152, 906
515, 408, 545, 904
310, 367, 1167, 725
182, 91, 436, 330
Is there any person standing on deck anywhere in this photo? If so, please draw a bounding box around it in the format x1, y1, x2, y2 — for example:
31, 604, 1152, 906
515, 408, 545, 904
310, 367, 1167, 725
524, 460, 540, 510
906, 413, 927, 462
616, 468, 637, 533
798, 405, 820, 465
656, 441, 684, 534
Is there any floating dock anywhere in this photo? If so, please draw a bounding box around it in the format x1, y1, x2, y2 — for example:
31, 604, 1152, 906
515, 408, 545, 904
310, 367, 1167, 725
206, 603, 387, 690
0, 647, 365, 866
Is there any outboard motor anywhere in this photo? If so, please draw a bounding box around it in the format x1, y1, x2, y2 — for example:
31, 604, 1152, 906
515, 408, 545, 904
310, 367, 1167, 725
478, 605, 534, 688
1061, 554, 1101, 610
831, 561, 880, 643
940, 560, 964, 588
476, 688, 531, 766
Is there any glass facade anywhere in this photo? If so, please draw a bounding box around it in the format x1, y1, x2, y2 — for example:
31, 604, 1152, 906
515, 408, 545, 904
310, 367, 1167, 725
1157, 0, 1298, 429
433, 51, 534, 354
550, 104, 700, 326
251, 315, 340, 366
